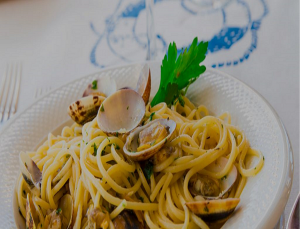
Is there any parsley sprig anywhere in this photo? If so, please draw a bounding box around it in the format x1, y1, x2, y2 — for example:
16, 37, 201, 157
91, 80, 97, 90
151, 37, 208, 107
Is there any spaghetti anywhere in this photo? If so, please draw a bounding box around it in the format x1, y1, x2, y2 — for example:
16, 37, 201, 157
16, 96, 264, 229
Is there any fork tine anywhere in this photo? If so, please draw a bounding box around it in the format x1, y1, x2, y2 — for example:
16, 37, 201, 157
9, 63, 21, 118
0, 65, 9, 108
0, 64, 13, 123
3, 63, 17, 122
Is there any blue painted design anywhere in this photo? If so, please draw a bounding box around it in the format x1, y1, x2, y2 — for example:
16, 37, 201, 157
90, 0, 269, 68
207, 26, 248, 53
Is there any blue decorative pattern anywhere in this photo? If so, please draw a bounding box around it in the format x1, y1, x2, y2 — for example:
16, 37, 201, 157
90, 0, 268, 68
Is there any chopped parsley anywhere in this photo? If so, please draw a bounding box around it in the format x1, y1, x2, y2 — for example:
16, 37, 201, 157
66, 154, 70, 159
149, 112, 155, 121
263, 156, 265, 161
114, 144, 120, 150
138, 197, 144, 202
142, 160, 154, 180
101, 146, 106, 156
116, 132, 119, 137
122, 203, 126, 207
91, 80, 97, 90
204, 205, 209, 213
92, 143, 98, 156
56, 208, 62, 215
100, 104, 105, 112
127, 106, 129, 110
150, 140, 156, 146
221, 124, 223, 129
221, 175, 227, 180
178, 95, 185, 107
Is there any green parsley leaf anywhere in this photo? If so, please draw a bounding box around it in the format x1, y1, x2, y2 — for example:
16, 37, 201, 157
149, 112, 155, 121
204, 205, 209, 213
221, 175, 227, 180
151, 37, 208, 107
100, 104, 105, 112
92, 143, 98, 156
91, 80, 97, 90
142, 160, 154, 181
56, 208, 62, 215
66, 154, 70, 159
178, 94, 185, 107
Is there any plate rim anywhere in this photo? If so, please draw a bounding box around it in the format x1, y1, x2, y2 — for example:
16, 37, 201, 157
1, 61, 293, 229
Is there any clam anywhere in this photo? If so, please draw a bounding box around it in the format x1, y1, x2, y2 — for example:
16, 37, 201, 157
19, 152, 42, 192
85, 205, 110, 229
83, 76, 117, 97
43, 209, 62, 229
189, 157, 237, 199
58, 194, 73, 229
123, 119, 176, 161
68, 95, 103, 125
69, 64, 151, 126
97, 89, 145, 135
186, 198, 240, 222
135, 64, 151, 104
26, 194, 38, 229
112, 210, 144, 229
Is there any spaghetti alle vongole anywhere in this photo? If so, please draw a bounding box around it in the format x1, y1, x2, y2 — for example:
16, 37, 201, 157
16, 39, 263, 229
16, 95, 264, 229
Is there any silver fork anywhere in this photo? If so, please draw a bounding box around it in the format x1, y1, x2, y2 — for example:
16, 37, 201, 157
0, 63, 22, 123
35, 86, 52, 99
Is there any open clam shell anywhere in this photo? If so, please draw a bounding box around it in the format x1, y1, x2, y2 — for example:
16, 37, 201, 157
136, 64, 151, 104
186, 198, 240, 222
189, 157, 237, 199
58, 194, 73, 229
26, 194, 38, 229
97, 89, 145, 135
19, 152, 42, 190
83, 76, 117, 97
68, 95, 103, 125
123, 119, 176, 161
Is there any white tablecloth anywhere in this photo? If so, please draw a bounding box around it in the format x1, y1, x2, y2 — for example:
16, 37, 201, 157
0, 0, 298, 227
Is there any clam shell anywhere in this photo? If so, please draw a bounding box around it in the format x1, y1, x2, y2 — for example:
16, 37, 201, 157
186, 198, 240, 222
97, 89, 145, 134
68, 95, 103, 125
136, 64, 151, 104
58, 194, 73, 229
26, 194, 38, 229
206, 157, 237, 199
83, 76, 117, 97
123, 119, 176, 161
19, 152, 42, 190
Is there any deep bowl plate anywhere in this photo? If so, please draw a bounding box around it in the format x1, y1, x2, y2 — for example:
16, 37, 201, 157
0, 61, 293, 229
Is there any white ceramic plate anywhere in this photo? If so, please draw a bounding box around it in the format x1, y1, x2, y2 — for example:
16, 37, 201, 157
0, 61, 293, 229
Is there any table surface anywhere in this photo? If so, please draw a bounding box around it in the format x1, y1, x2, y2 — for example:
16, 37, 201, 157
0, 0, 298, 227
